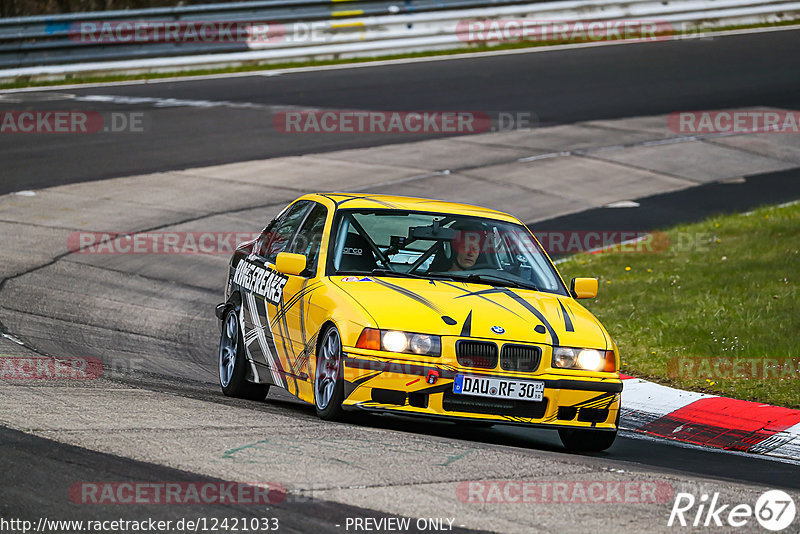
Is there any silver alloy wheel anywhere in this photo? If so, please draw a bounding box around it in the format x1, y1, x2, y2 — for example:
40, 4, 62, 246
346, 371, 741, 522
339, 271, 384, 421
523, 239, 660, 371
315, 328, 341, 410
219, 310, 238, 388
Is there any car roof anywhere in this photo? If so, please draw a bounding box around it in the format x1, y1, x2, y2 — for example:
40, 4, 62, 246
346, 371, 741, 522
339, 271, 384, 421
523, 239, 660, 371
302, 193, 522, 224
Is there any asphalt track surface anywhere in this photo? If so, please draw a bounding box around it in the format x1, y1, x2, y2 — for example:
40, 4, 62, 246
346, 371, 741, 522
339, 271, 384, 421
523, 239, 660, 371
3, 166, 800, 525
1, 426, 464, 534
1, 27, 800, 194
3, 27, 800, 529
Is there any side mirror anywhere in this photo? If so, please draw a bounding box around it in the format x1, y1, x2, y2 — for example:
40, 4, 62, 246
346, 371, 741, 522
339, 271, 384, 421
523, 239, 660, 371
275, 252, 307, 276
571, 277, 598, 299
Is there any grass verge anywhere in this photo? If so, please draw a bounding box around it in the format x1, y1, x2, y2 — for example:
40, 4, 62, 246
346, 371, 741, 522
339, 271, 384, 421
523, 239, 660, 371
1, 20, 799, 90
557, 201, 800, 408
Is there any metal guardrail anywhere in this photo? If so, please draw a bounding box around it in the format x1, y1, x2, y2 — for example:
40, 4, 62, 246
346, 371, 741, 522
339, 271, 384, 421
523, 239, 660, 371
0, 0, 799, 81
0, 0, 544, 68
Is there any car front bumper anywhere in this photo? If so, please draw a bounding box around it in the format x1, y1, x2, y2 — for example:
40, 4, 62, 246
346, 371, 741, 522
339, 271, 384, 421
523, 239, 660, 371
341, 353, 622, 429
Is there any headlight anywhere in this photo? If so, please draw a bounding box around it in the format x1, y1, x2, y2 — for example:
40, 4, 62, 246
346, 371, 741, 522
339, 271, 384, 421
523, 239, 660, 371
355, 328, 441, 357
382, 331, 408, 352
552, 346, 616, 372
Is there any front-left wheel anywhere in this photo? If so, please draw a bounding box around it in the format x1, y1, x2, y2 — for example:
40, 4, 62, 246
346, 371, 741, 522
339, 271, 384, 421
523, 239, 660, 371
219, 306, 270, 401
314, 325, 346, 421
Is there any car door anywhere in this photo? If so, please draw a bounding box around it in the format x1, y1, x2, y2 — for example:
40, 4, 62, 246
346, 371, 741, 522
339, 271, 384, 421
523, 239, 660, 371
280, 202, 329, 382
238, 200, 311, 389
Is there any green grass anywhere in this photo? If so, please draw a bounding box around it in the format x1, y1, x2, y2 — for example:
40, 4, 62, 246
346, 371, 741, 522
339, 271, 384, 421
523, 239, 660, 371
557, 201, 800, 408
1, 19, 799, 90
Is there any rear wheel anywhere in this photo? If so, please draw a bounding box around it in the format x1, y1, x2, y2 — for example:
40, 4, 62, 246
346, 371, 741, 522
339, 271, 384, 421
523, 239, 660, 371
219, 307, 270, 401
314, 326, 346, 421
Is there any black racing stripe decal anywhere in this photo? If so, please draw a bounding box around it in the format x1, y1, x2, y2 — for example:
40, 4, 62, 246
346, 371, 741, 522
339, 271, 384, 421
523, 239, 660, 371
241, 298, 272, 383
335, 195, 399, 208
454, 287, 507, 298
272, 293, 294, 391
371, 278, 452, 323
270, 282, 323, 327
254, 293, 286, 387
498, 288, 560, 346
412, 382, 453, 395
344, 357, 457, 380
274, 282, 317, 321
280, 289, 302, 394
299, 279, 308, 349
460, 310, 472, 337
570, 392, 617, 409
292, 331, 317, 381
558, 299, 575, 332
440, 281, 526, 320
344, 370, 383, 398
547, 380, 623, 393
505, 416, 531, 423
344, 357, 621, 393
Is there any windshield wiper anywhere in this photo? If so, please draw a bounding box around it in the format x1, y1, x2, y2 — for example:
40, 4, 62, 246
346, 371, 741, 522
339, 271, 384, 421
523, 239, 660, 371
370, 268, 429, 279
460, 273, 538, 291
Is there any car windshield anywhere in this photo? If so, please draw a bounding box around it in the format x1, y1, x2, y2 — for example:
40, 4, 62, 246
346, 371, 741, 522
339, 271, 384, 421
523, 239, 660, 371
329, 209, 567, 295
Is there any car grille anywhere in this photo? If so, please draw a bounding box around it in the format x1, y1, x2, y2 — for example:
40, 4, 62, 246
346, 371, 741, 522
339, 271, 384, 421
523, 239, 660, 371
455, 340, 498, 369
500, 344, 542, 372
442, 391, 548, 418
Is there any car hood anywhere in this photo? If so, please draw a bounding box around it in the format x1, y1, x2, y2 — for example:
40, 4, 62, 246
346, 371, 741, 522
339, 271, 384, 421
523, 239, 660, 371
331, 276, 610, 349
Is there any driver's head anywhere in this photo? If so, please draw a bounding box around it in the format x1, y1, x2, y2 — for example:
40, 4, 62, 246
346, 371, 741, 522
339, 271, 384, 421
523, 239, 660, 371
449, 221, 487, 271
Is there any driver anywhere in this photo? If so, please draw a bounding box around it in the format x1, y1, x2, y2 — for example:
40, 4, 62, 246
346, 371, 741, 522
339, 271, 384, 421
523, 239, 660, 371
448, 222, 488, 271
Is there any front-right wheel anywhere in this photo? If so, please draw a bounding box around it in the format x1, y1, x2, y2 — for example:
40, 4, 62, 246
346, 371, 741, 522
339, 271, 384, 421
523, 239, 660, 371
558, 428, 617, 452
558, 410, 619, 452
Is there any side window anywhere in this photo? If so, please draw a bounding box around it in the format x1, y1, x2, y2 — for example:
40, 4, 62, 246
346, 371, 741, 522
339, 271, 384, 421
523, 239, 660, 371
259, 201, 310, 263
288, 203, 328, 276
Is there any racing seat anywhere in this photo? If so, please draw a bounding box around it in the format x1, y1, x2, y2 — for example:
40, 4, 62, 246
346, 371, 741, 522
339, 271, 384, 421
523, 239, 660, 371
427, 242, 451, 272
339, 232, 378, 272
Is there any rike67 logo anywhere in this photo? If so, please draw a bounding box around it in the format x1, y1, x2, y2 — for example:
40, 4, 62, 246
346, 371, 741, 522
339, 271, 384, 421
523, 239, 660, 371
668, 490, 796, 531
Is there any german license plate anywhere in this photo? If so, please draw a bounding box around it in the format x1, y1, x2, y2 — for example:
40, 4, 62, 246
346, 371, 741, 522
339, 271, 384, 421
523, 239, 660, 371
453, 374, 544, 401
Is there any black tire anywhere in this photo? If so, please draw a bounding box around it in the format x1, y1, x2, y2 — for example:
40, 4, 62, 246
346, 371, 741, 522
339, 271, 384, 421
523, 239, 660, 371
314, 325, 346, 421
218, 306, 270, 401
558, 410, 619, 452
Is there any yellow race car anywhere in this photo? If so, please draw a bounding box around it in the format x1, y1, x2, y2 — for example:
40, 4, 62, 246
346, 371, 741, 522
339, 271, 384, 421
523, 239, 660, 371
216, 193, 622, 451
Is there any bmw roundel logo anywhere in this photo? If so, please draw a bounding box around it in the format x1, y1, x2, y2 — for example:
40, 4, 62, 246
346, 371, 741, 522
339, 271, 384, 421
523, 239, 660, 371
491, 325, 505, 334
